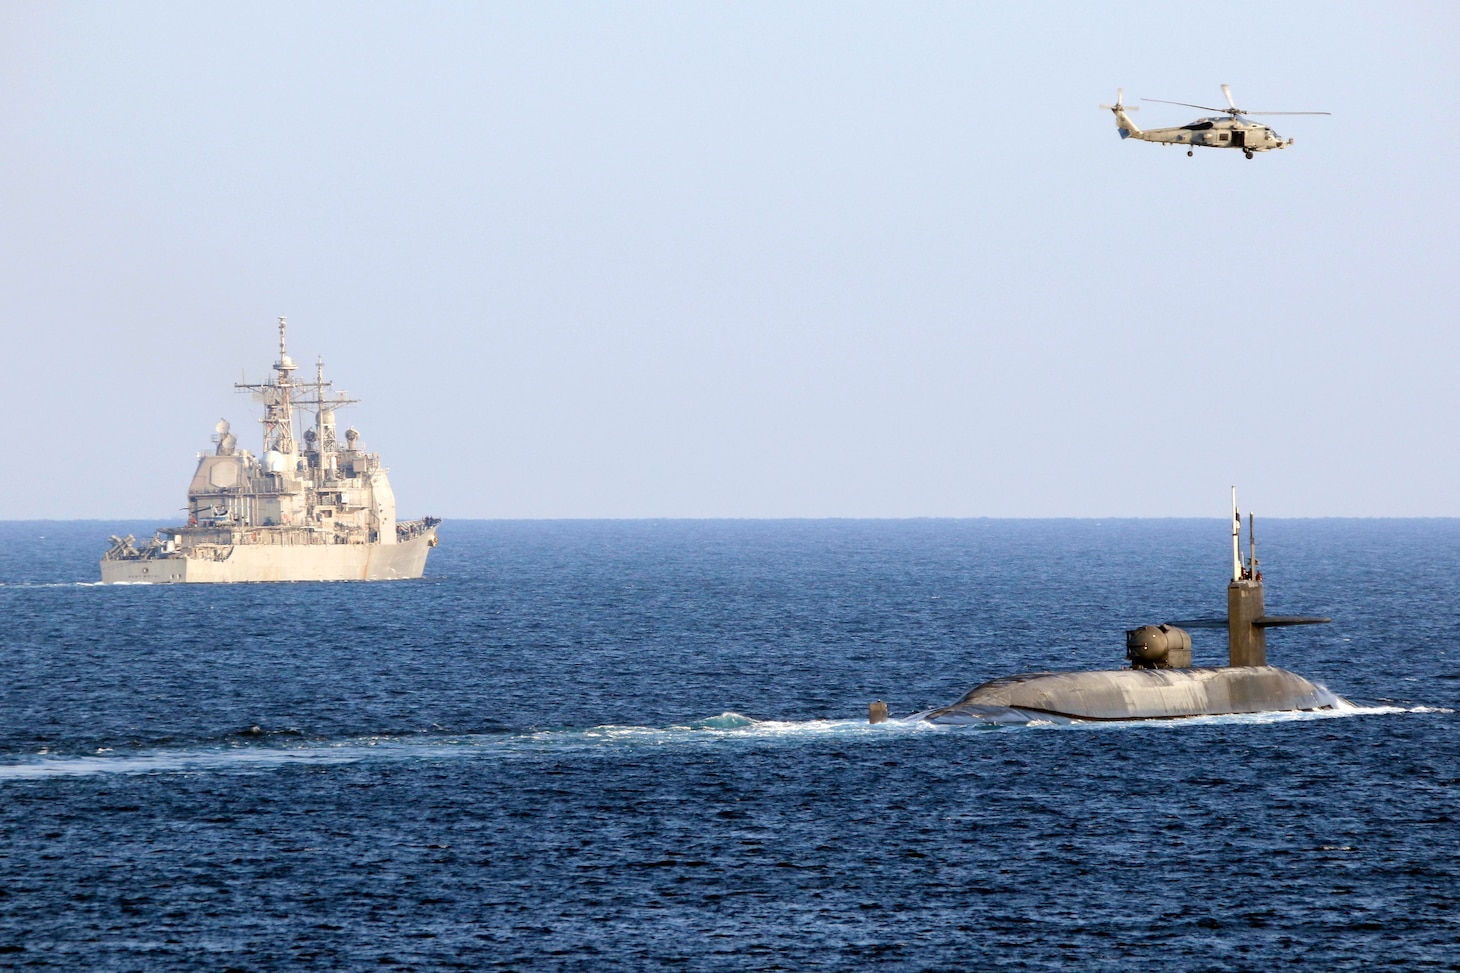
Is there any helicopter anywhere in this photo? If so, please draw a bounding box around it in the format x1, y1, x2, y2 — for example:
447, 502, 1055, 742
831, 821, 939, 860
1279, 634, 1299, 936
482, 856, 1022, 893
1102, 84, 1329, 158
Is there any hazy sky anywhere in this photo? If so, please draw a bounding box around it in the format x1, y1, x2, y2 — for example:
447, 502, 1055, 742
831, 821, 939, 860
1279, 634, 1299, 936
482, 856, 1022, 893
2, 2, 1456, 519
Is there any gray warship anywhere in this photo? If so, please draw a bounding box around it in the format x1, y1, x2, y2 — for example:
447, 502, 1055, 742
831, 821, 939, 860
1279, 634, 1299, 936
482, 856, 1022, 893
101, 318, 440, 583
871, 490, 1344, 725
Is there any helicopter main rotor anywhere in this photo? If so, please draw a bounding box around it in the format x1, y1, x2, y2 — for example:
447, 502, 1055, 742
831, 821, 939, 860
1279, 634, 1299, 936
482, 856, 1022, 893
1143, 83, 1330, 118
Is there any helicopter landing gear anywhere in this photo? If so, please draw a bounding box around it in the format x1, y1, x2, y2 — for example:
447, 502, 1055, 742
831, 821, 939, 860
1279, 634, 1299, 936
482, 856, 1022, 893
1244, 150, 1253, 159
1187, 149, 1193, 157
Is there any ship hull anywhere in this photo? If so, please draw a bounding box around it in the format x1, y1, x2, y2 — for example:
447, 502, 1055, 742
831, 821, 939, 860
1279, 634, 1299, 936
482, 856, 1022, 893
100, 530, 436, 584
915, 666, 1343, 724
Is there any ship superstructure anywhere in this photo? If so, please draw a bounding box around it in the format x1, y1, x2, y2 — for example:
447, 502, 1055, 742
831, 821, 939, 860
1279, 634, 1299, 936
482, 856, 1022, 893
101, 318, 439, 582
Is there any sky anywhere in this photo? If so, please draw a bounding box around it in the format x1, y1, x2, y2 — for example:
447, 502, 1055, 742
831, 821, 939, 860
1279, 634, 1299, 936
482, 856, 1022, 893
1, 1, 1456, 519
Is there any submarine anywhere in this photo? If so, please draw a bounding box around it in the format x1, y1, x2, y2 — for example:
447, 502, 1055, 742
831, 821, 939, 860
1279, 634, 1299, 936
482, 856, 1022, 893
874, 490, 1346, 725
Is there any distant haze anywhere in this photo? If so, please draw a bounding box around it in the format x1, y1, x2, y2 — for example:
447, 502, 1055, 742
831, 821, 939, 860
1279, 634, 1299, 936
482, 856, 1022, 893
2, 2, 1456, 518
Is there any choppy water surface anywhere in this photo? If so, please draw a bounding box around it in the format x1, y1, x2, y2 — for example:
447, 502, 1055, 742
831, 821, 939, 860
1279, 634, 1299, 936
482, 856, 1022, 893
1, 519, 1457, 971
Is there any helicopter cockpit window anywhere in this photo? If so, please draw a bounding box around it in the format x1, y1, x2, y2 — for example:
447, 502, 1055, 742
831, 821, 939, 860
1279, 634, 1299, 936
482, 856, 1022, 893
1181, 120, 1215, 131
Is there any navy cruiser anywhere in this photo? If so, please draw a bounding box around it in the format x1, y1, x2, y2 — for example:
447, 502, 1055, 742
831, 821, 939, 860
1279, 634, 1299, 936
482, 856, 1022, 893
101, 318, 439, 582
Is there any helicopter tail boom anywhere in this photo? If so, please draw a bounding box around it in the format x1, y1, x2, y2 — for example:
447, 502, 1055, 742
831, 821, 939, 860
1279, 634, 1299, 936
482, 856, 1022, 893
1100, 89, 1142, 139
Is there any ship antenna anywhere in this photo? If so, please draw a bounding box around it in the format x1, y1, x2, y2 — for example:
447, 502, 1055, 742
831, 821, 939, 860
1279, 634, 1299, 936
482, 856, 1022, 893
279, 315, 288, 363
315, 355, 327, 473
1231, 486, 1241, 582
1249, 510, 1257, 578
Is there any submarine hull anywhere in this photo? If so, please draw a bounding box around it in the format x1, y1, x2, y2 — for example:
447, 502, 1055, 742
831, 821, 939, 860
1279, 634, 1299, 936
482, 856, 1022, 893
916, 666, 1343, 725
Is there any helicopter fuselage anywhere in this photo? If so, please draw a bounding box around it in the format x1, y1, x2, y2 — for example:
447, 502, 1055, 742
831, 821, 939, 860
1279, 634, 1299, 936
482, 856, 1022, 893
1107, 98, 1310, 158
1130, 114, 1291, 154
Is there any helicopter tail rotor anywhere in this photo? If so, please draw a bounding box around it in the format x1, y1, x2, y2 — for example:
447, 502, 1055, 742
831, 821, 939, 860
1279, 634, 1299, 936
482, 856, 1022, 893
1099, 88, 1140, 113
1100, 88, 1142, 138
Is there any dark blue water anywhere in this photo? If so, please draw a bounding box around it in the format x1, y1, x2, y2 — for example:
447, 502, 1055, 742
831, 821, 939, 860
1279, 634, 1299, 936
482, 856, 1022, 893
2, 519, 1457, 971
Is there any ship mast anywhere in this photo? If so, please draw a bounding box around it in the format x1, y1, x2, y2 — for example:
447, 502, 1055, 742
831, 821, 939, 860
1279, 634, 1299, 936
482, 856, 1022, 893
235, 316, 300, 466
303, 354, 358, 480
272, 316, 297, 456
315, 357, 331, 477
235, 317, 360, 473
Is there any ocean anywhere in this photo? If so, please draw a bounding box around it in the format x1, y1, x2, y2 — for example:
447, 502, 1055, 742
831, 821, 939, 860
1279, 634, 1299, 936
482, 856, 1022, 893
1, 518, 1456, 971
